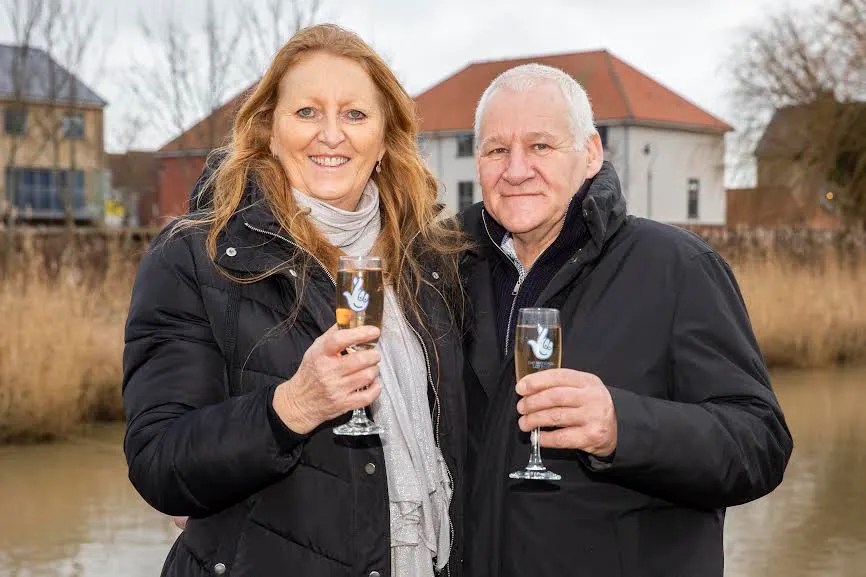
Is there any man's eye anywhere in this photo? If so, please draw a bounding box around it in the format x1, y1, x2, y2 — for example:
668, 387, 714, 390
346, 109, 366, 121
487, 148, 507, 155
532, 143, 550, 151
296, 107, 315, 118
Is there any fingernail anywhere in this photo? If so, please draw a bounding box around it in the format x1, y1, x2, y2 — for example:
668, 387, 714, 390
516, 400, 524, 414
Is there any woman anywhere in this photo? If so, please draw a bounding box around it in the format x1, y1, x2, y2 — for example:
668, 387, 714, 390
123, 24, 468, 577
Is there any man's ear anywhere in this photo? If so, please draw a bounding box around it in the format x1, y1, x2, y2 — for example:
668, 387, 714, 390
585, 132, 604, 178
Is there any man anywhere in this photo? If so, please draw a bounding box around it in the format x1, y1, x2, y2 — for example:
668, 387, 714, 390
460, 64, 793, 577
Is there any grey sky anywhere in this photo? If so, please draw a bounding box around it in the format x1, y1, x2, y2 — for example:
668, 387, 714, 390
1, 0, 823, 151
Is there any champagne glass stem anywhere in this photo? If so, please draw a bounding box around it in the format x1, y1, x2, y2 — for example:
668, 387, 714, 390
527, 427, 544, 470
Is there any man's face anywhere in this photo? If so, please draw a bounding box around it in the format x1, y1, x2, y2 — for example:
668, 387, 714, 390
476, 82, 602, 236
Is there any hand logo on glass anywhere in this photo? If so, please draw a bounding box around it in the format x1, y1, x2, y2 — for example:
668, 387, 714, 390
343, 276, 370, 312
527, 325, 554, 360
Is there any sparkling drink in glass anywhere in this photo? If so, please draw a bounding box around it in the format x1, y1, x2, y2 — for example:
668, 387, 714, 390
510, 307, 563, 481
333, 255, 385, 436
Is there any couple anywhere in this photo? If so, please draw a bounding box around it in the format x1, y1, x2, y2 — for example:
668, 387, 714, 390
122, 24, 793, 577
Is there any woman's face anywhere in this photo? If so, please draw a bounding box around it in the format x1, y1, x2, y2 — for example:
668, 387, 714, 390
270, 51, 387, 211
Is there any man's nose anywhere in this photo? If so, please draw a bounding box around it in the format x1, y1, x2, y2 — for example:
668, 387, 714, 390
318, 114, 346, 147
503, 147, 534, 185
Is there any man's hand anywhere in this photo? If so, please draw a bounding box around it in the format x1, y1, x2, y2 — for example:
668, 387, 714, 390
515, 368, 618, 457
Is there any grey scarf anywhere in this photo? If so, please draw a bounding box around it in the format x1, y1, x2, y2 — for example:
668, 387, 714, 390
294, 182, 452, 576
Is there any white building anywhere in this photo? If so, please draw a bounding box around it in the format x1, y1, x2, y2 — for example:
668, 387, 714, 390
414, 50, 730, 225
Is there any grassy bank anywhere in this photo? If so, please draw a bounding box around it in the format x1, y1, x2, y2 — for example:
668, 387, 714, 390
0, 229, 149, 443
734, 257, 866, 367
0, 226, 864, 444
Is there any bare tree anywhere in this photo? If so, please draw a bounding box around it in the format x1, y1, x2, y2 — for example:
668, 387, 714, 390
1, 0, 43, 229
33, 0, 100, 227
123, 0, 322, 153
729, 0, 866, 225
243, 0, 322, 78
2, 0, 101, 228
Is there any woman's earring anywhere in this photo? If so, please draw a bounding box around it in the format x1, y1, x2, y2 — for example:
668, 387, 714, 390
375, 160, 382, 174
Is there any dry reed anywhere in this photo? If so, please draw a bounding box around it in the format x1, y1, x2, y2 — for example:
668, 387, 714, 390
0, 229, 145, 443
733, 253, 866, 368
0, 226, 864, 444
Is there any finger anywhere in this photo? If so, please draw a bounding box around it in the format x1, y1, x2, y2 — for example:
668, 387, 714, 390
340, 365, 380, 394
322, 324, 381, 355
537, 427, 615, 455
516, 386, 584, 415
516, 369, 592, 396
518, 407, 584, 432
347, 377, 382, 409
337, 348, 381, 374
537, 427, 588, 450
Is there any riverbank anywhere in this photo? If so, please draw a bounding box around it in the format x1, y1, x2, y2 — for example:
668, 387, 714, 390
0, 226, 864, 444
0, 228, 150, 443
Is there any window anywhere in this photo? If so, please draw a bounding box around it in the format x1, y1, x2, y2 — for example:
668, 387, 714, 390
416, 133, 430, 155
687, 178, 700, 219
6, 168, 86, 218
63, 113, 85, 140
456, 133, 474, 157
597, 126, 608, 149
457, 181, 474, 210
4, 107, 27, 135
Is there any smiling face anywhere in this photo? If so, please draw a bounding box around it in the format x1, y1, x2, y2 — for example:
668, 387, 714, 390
270, 51, 386, 211
476, 81, 602, 243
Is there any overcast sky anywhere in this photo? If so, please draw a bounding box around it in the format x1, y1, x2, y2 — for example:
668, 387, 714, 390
1, 0, 823, 152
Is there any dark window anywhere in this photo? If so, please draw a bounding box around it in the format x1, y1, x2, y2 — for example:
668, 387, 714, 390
597, 126, 608, 149
6, 168, 86, 219
687, 178, 700, 219
4, 107, 27, 135
456, 133, 474, 157
63, 113, 84, 140
458, 181, 474, 210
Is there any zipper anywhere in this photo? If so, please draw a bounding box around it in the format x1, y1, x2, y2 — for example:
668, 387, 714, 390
481, 211, 526, 356
251, 220, 456, 572
243, 222, 336, 286
402, 307, 456, 574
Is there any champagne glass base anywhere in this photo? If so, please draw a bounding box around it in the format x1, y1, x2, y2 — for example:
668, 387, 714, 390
509, 466, 561, 481
333, 420, 384, 436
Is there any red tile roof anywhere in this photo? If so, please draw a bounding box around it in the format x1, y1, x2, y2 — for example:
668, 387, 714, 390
415, 50, 731, 134
158, 86, 255, 153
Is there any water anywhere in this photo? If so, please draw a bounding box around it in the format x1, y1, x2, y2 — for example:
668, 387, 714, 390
725, 366, 866, 576
0, 425, 178, 577
0, 367, 864, 577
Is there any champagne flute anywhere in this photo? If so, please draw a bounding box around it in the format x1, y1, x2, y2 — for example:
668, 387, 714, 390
333, 255, 385, 436
510, 307, 563, 481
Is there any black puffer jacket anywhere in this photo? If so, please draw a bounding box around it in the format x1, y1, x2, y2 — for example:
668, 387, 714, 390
123, 184, 466, 577
460, 162, 792, 577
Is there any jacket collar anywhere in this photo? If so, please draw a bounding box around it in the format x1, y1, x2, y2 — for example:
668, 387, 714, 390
462, 160, 627, 260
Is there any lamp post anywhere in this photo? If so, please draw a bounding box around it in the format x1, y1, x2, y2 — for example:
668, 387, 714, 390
642, 143, 653, 220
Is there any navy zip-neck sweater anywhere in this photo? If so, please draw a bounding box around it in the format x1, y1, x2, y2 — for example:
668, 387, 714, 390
482, 181, 593, 357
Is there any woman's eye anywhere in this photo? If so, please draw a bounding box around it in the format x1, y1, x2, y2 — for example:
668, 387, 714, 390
296, 107, 315, 119
346, 109, 366, 121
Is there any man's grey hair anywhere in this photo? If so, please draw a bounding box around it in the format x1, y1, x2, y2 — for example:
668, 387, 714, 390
473, 63, 598, 150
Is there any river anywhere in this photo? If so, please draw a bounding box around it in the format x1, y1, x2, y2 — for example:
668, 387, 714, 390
1, 366, 864, 576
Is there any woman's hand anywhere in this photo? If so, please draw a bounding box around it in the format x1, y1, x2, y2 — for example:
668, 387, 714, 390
273, 324, 382, 435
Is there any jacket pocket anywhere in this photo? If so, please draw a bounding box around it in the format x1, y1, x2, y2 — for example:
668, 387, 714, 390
502, 483, 623, 577
180, 498, 254, 575
616, 505, 724, 577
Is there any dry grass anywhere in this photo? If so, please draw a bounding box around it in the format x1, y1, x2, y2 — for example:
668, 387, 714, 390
733, 254, 866, 368
0, 227, 864, 444
0, 229, 144, 443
